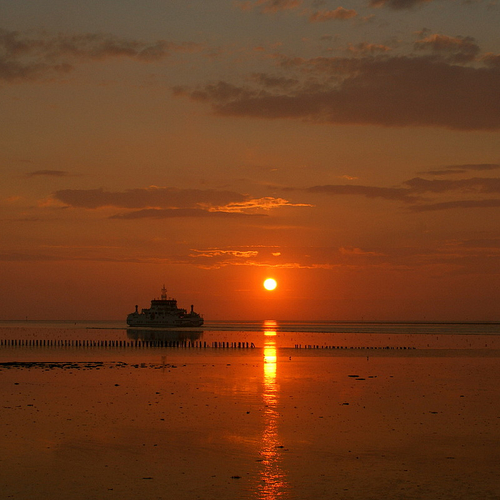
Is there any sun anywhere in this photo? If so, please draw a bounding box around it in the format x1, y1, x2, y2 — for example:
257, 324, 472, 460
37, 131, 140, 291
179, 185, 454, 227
263, 278, 277, 291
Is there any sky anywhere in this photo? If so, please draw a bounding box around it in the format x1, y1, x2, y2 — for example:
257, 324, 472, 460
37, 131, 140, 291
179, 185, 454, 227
1, 0, 499, 321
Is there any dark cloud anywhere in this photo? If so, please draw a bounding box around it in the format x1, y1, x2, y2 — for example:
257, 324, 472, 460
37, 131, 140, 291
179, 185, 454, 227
346, 42, 392, 55
418, 169, 467, 176
459, 238, 500, 249
447, 163, 500, 171
0, 28, 202, 83
175, 55, 500, 130
419, 164, 500, 176
110, 208, 267, 219
286, 175, 500, 212
369, 0, 433, 9
239, 0, 302, 13
309, 8, 357, 22
27, 170, 70, 177
410, 199, 500, 212
483, 53, 500, 69
53, 187, 247, 209
414, 34, 480, 63
50, 187, 307, 219
289, 184, 419, 202
403, 177, 500, 194
250, 72, 300, 89
0, 252, 60, 262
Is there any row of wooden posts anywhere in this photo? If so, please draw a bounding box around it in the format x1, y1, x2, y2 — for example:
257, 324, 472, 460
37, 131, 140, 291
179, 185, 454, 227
0, 339, 255, 349
295, 344, 416, 350
0, 339, 417, 350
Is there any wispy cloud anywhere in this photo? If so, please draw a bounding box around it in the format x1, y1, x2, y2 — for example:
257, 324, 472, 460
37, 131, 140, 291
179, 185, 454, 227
410, 199, 500, 212
211, 196, 313, 212
309, 7, 358, 22
190, 248, 260, 258
418, 163, 500, 176
26, 170, 71, 177
403, 177, 500, 194
51, 186, 248, 209
286, 184, 420, 202
186, 245, 344, 271
452, 164, 500, 172
110, 208, 266, 219
414, 34, 480, 63
346, 42, 392, 55
369, 0, 433, 9
0, 28, 203, 83
238, 0, 302, 13
285, 174, 500, 212
238, 0, 438, 16
339, 246, 385, 256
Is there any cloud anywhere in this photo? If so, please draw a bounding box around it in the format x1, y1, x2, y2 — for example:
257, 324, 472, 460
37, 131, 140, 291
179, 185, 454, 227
418, 164, 500, 176
213, 196, 313, 212
346, 42, 392, 55
403, 177, 500, 194
189, 249, 260, 258
186, 248, 341, 270
238, 0, 302, 13
369, 0, 433, 9
309, 7, 358, 22
459, 238, 500, 250
251, 72, 300, 89
175, 54, 500, 130
339, 246, 385, 256
52, 186, 248, 209
291, 184, 420, 202
48, 187, 311, 219
286, 174, 500, 212
410, 199, 500, 212
482, 53, 500, 69
447, 164, 500, 172
0, 28, 203, 83
109, 208, 266, 219
26, 170, 70, 177
414, 34, 480, 63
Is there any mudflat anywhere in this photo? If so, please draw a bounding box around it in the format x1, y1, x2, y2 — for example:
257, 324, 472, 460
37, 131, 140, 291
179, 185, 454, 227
1, 349, 499, 500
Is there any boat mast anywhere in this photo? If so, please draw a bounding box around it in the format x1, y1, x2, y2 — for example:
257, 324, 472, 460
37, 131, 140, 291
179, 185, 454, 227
161, 284, 167, 300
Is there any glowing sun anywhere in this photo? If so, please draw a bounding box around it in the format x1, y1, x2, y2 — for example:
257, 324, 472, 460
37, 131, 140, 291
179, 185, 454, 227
263, 278, 277, 291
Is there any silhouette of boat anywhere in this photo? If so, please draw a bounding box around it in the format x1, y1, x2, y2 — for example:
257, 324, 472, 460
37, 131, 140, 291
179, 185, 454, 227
126, 285, 203, 327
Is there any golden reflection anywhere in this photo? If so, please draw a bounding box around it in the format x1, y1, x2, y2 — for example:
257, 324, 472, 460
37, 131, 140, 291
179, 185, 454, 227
257, 320, 289, 499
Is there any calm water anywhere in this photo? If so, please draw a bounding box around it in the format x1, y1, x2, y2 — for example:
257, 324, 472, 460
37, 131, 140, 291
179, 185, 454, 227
2, 319, 500, 334
2, 319, 500, 500
1, 320, 499, 354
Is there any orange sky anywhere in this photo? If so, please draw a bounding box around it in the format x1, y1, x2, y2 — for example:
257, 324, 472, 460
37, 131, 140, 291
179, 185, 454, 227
1, 0, 499, 320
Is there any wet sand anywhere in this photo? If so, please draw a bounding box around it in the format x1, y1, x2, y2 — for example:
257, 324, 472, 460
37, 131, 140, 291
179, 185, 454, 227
1, 346, 499, 500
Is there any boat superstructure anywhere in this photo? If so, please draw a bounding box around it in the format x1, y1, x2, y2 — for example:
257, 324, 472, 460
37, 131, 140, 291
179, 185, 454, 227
126, 285, 204, 327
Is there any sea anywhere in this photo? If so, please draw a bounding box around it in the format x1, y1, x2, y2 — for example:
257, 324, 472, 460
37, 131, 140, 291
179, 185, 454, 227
2, 319, 500, 500
1, 319, 499, 357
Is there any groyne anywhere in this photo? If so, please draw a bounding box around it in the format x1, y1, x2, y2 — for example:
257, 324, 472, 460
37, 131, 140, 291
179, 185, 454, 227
0, 339, 417, 350
294, 344, 416, 350
0, 339, 255, 349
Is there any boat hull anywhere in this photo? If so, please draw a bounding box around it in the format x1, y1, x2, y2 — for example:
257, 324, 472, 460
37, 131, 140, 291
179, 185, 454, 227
126, 314, 204, 328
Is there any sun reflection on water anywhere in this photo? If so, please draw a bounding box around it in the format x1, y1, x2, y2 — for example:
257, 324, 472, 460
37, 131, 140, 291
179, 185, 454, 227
257, 320, 289, 499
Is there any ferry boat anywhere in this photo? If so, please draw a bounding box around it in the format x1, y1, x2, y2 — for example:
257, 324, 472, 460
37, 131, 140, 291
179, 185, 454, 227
126, 286, 204, 327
